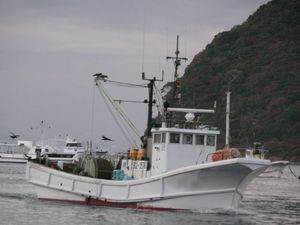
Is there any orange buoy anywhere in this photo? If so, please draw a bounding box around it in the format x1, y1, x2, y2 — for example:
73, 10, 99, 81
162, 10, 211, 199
212, 148, 230, 161
212, 148, 241, 161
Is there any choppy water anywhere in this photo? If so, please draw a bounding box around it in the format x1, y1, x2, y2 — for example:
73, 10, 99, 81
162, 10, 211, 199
0, 163, 299, 225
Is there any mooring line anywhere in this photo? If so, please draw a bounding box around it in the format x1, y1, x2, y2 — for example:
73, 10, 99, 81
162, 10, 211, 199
288, 165, 300, 180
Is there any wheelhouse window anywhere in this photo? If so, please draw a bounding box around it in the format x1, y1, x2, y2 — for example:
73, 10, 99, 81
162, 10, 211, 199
66, 143, 81, 147
170, 133, 180, 144
162, 133, 166, 143
195, 135, 204, 145
183, 134, 193, 144
207, 135, 215, 146
154, 133, 161, 144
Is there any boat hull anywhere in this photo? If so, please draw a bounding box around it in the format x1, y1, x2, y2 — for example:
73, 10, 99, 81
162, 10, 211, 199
0, 154, 27, 163
260, 161, 289, 178
26, 158, 270, 211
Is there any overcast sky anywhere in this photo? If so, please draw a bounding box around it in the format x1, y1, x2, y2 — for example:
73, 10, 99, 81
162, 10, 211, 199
0, 0, 270, 151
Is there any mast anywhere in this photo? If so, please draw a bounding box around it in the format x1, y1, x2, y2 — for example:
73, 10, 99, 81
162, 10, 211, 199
166, 35, 188, 105
142, 72, 163, 138
225, 91, 231, 148
221, 69, 241, 148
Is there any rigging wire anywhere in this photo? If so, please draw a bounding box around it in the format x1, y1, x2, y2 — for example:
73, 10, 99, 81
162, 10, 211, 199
102, 87, 141, 139
195, 145, 205, 164
99, 85, 137, 147
288, 165, 300, 180
141, 0, 147, 73
114, 99, 147, 104
166, 28, 169, 62
105, 79, 147, 88
153, 84, 164, 115
89, 83, 96, 150
166, 58, 174, 79
165, 29, 173, 79
142, 29, 145, 73
183, 30, 188, 73
95, 79, 141, 148
98, 83, 137, 147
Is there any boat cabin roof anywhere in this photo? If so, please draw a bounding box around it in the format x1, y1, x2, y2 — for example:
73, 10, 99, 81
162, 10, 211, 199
151, 126, 220, 135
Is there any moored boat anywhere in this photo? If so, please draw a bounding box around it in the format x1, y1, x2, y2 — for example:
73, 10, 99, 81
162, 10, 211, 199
0, 141, 32, 163
26, 36, 274, 211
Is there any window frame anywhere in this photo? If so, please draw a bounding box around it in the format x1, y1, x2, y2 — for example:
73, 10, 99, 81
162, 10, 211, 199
195, 134, 205, 145
161, 133, 166, 143
153, 133, 161, 144
206, 135, 216, 146
182, 133, 193, 144
170, 132, 180, 144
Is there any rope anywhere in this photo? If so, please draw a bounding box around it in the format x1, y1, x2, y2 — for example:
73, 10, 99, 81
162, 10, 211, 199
153, 84, 164, 115
195, 145, 205, 164
95, 79, 141, 148
141, 0, 147, 73
100, 86, 135, 147
106, 79, 147, 88
166, 58, 174, 80
288, 165, 300, 180
142, 28, 145, 73
89, 83, 96, 149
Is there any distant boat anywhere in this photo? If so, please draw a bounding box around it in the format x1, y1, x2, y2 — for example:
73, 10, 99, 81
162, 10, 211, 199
38, 136, 86, 162
0, 141, 32, 163
44, 136, 107, 162
0, 137, 99, 163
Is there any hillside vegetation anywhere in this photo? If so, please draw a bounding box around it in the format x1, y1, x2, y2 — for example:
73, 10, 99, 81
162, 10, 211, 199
173, 0, 300, 160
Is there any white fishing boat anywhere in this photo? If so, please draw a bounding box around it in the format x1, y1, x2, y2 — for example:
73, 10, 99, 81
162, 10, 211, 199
26, 109, 271, 211
37, 137, 108, 166
40, 136, 86, 162
26, 36, 274, 211
0, 141, 32, 163
0, 137, 89, 163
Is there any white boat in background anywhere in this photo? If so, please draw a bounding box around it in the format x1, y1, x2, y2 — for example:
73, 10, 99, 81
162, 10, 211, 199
0, 136, 92, 163
0, 141, 32, 163
38, 136, 86, 162
35, 137, 107, 168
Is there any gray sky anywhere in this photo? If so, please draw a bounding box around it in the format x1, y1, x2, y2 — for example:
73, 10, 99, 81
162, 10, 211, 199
0, 0, 269, 150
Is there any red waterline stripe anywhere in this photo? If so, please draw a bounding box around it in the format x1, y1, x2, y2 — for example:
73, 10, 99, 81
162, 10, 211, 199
39, 197, 184, 212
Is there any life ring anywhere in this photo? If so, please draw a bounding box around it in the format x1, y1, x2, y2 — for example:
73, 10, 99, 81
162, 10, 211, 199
230, 148, 240, 158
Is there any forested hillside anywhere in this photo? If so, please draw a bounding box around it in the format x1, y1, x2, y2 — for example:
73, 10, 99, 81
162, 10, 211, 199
172, 0, 300, 160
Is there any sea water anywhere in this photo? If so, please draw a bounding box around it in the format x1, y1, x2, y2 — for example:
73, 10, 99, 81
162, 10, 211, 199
0, 163, 299, 225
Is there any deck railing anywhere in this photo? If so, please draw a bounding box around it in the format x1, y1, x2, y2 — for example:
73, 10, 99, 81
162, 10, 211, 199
205, 148, 269, 163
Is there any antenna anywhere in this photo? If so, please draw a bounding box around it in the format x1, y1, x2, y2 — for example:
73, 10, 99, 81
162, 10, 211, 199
166, 35, 188, 105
